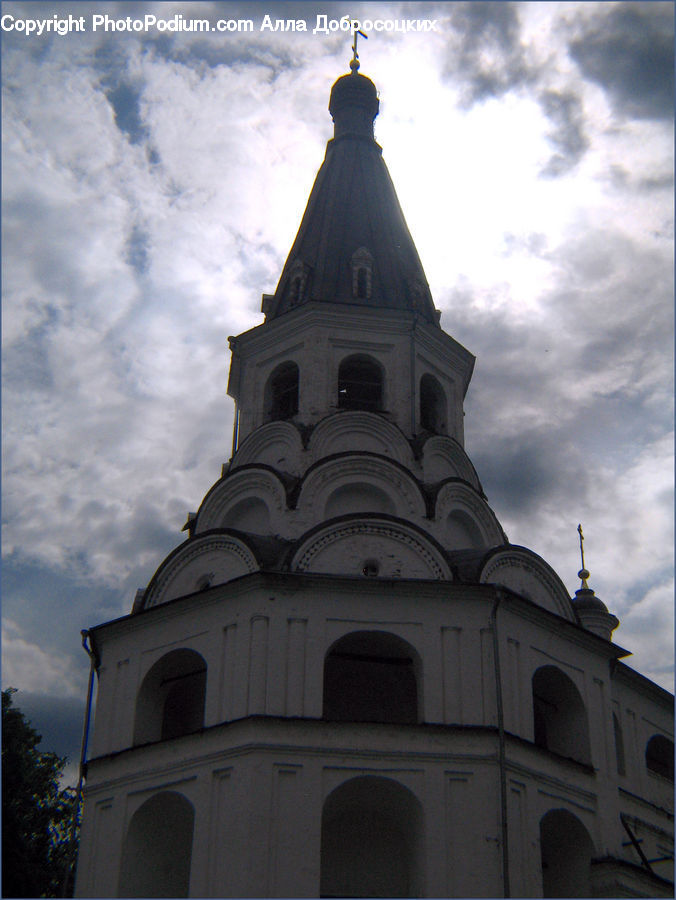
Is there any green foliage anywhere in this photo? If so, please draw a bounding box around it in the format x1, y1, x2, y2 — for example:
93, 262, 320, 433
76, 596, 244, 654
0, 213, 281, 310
2, 688, 78, 898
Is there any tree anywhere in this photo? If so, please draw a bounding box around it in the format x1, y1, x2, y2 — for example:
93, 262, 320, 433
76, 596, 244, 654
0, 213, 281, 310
2, 688, 78, 898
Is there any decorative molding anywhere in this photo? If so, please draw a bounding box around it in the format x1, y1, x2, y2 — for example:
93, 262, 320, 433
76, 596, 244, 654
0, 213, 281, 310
292, 519, 451, 580
145, 535, 259, 608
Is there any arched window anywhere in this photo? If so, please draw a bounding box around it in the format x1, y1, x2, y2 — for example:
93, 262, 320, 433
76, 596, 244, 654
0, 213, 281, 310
646, 734, 674, 781
118, 792, 195, 897
419, 374, 446, 434
285, 260, 308, 307
133, 648, 207, 745
356, 267, 368, 299
532, 666, 591, 765
265, 361, 299, 422
613, 712, 626, 776
320, 776, 424, 898
351, 247, 373, 300
323, 631, 419, 724
338, 355, 383, 412
540, 808, 593, 898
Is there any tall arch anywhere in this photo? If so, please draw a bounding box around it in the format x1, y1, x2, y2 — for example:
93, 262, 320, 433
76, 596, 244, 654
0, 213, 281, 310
613, 712, 626, 776
118, 791, 195, 897
323, 631, 420, 724
320, 776, 424, 898
646, 734, 674, 781
540, 808, 593, 897
419, 373, 447, 434
532, 666, 591, 765
265, 361, 299, 422
134, 648, 207, 745
338, 354, 383, 412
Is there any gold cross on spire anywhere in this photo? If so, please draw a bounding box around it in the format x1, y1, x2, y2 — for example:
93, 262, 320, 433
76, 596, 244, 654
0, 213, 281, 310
350, 24, 367, 72
577, 523, 590, 588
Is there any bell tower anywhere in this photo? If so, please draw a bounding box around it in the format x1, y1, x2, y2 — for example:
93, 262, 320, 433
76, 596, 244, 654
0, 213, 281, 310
75, 62, 674, 900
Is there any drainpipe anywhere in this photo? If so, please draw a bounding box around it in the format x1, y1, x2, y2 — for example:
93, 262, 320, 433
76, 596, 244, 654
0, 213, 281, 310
410, 316, 417, 435
491, 589, 510, 898
231, 401, 239, 458
61, 629, 99, 898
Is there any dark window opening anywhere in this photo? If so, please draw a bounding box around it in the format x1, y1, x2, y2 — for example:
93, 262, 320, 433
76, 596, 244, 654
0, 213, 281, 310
266, 361, 299, 422
320, 777, 424, 898
351, 248, 373, 300
118, 792, 195, 898
133, 648, 207, 746
540, 808, 593, 898
161, 668, 207, 741
338, 356, 383, 412
356, 267, 368, 299
646, 734, 674, 781
531, 666, 591, 765
362, 559, 380, 577
419, 374, 446, 434
323, 631, 418, 724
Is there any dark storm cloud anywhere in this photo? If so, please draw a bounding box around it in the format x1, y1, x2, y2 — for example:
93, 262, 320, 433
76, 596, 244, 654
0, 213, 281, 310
2, 558, 125, 645
126, 224, 150, 274
569, 1, 675, 120
538, 89, 589, 178
8, 691, 85, 772
444, 1, 535, 105
444, 223, 673, 525
472, 430, 590, 518
104, 80, 148, 144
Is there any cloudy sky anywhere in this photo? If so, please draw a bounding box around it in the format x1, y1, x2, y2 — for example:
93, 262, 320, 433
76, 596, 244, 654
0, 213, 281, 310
2, 0, 673, 781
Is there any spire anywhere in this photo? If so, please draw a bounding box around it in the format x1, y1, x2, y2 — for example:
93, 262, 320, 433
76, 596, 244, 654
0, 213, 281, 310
577, 522, 590, 588
571, 524, 619, 641
263, 63, 439, 325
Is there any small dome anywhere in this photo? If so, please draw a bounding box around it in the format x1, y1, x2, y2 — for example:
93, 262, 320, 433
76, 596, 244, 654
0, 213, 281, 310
329, 72, 379, 138
573, 586, 610, 613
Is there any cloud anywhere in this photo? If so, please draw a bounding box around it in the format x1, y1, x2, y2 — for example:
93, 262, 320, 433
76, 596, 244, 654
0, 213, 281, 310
568, 1, 675, 121
2, 620, 84, 698
443, 1, 536, 105
104, 79, 148, 144
538, 89, 589, 177
1, 1, 672, 758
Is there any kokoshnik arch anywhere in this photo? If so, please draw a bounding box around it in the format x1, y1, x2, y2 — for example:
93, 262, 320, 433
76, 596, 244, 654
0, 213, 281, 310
74, 57, 674, 899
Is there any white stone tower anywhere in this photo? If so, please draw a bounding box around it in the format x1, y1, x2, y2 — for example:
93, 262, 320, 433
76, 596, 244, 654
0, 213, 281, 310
75, 64, 673, 899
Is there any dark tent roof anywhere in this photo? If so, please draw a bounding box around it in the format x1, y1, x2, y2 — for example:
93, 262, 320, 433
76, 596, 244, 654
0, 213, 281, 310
266, 71, 439, 326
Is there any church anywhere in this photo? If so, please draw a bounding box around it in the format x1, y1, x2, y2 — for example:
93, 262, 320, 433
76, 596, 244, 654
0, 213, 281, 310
74, 58, 673, 899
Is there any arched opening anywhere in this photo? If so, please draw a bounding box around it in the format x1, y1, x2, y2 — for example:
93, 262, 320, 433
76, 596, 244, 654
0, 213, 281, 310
323, 631, 420, 724
532, 666, 591, 765
133, 648, 207, 745
118, 791, 195, 897
338, 355, 383, 412
446, 509, 483, 550
265, 361, 299, 422
646, 734, 674, 780
540, 808, 593, 897
324, 482, 395, 519
320, 776, 424, 898
613, 712, 626, 776
285, 261, 307, 307
222, 497, 271, 534
351, 247, 373, 300
419, 374, 447, 434
356, 267, 368, 299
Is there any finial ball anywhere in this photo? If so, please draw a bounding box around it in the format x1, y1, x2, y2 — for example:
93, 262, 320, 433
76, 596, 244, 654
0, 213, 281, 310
349, 57, 359, 72
578, 568, 590, 582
